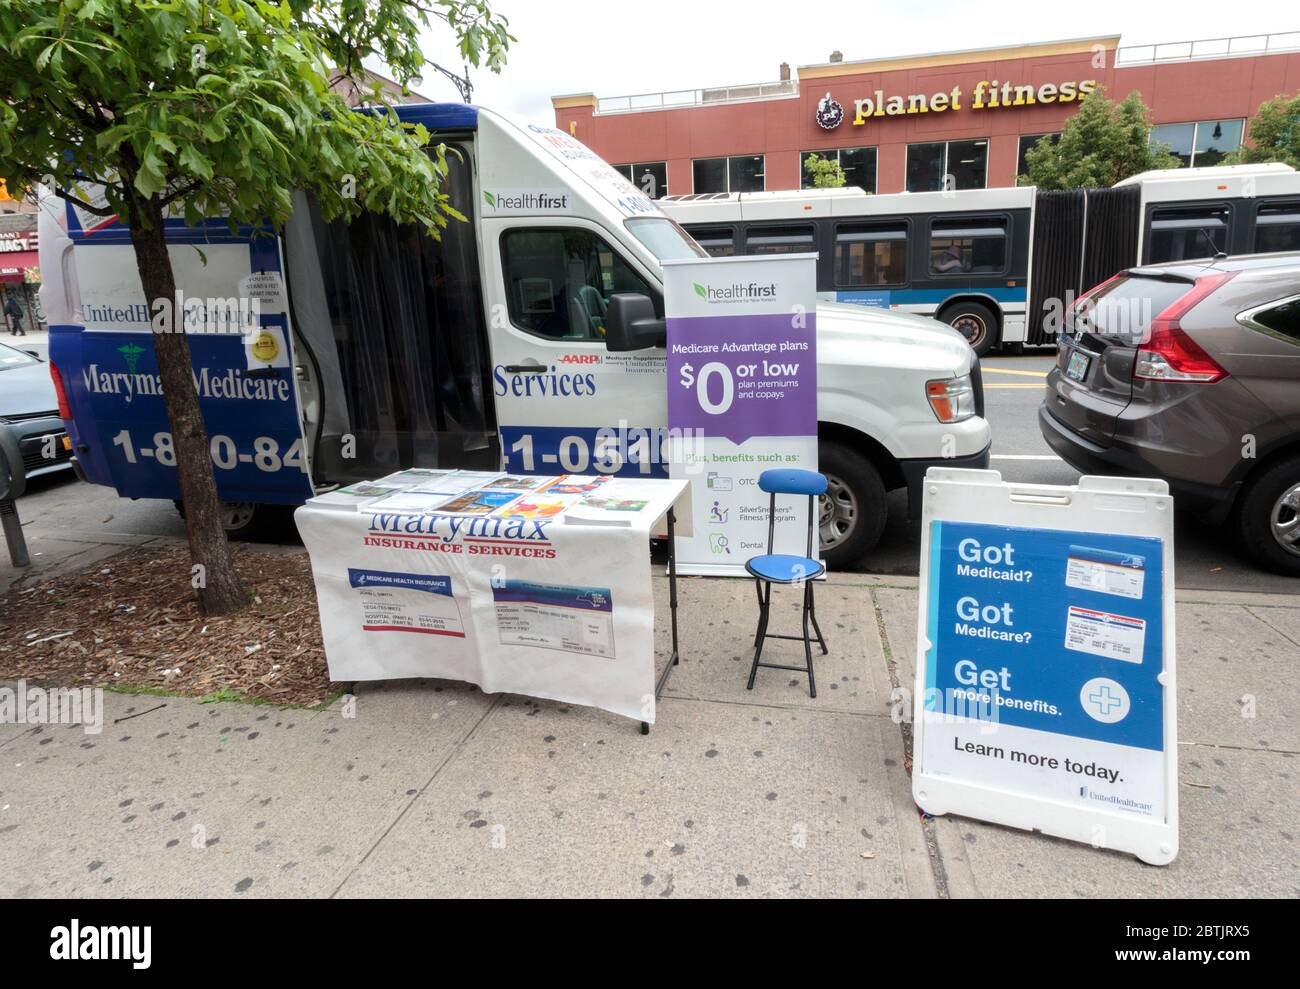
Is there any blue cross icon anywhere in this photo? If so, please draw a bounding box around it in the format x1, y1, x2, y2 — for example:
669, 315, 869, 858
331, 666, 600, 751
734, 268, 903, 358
1089, 684, 1122, 715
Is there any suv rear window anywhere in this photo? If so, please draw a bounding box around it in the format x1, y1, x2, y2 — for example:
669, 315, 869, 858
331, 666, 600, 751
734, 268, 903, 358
1073, 275, 1191, 344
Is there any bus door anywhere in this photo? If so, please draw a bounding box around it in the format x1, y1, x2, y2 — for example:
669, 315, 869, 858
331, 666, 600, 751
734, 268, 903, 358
480, 215, 670, 478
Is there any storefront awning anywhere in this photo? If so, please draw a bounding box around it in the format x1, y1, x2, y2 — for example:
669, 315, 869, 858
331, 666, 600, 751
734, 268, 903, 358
0, 250, 38, 282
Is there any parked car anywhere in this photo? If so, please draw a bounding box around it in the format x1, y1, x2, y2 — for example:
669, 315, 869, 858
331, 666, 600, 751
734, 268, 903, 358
0, 340, 74, 481
1039, 252, 1300, 576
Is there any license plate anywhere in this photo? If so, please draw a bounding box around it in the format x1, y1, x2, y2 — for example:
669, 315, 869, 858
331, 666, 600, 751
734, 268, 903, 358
1065, 351, 1090, 382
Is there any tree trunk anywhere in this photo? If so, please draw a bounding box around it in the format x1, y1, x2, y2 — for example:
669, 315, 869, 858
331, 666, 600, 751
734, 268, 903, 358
127, 196, 248, 615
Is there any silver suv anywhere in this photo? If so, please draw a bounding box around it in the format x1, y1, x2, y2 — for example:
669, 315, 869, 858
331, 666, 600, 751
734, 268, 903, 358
1039, 252, 1300, 576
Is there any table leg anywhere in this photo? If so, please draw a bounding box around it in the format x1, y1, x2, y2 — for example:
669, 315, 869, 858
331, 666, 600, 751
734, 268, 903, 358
641, 506, 683, 735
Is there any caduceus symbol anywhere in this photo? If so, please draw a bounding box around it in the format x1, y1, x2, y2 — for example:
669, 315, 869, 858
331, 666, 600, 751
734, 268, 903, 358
117, 343, 146, 374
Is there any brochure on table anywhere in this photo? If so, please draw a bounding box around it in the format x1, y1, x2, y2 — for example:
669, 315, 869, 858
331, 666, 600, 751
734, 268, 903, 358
296, 470, 691, 724
912, 468, 1178, 865
662, 253, 818, 577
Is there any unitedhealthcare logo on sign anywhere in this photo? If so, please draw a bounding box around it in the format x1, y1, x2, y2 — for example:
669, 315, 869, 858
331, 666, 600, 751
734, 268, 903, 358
482, 189, 570, 213
692, 281, 778, 304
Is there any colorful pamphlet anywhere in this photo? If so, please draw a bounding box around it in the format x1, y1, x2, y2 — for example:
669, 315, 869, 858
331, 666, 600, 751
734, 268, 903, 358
494, 496, 573, 520
432, 489, 522, 515
485, 475, 547, 491
542, 475, 613, 495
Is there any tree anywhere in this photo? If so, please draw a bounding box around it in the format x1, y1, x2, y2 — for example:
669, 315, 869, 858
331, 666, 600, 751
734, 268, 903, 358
803, 153, 847, 189
1020, 86, 1181, 190
1225, 92, 1300, 169
0, 1, 512, 615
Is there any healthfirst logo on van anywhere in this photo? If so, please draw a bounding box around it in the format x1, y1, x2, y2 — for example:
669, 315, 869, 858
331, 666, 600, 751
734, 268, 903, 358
482, 189, 571, 213
692, 281, 778, 304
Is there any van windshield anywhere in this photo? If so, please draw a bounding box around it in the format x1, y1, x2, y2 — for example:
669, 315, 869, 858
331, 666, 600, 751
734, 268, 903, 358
625, 217, 708, 261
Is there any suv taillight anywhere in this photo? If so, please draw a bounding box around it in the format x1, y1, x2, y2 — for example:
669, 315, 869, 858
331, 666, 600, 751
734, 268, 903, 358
1133, 271, 1236, 384
49, 360, 73, 420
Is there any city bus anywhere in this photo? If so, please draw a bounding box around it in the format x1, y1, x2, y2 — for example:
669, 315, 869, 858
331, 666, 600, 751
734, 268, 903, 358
37, 102, 989, 567
661, 186, 1032, 356
661, 163, 1300, 355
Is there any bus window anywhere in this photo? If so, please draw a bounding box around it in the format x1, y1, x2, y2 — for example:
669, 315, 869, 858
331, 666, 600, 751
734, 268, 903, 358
929, 217, 1007, 275
1255, 202, 1300, 254
834, 222, 907, 286
500, 228, 654, 341
744, 224, 815, 255
686, 225, 734, 257
1147, 205, 1229, 262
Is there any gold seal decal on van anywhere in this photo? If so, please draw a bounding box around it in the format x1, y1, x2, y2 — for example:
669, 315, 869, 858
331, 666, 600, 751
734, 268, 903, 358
250, 330, 280, 363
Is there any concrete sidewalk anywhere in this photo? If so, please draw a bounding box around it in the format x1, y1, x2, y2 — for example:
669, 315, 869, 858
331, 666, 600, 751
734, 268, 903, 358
2, 555, 1296, 897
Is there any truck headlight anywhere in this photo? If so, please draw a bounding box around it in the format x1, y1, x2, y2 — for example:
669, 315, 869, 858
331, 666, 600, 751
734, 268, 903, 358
926, 374, 976, 423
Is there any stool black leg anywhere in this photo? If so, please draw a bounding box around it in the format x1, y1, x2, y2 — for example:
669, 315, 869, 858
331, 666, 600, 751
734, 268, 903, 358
752, 578, 765, 649
801, 582, 817, 698
809, 581, 828, 655
747, 581, 770, 691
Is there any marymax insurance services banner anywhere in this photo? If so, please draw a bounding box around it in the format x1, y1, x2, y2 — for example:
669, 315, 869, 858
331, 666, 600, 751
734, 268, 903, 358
662, 254, 817, 576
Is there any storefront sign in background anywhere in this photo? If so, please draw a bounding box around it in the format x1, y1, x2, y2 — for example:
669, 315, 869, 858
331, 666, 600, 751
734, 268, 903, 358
662, 254, 817, 576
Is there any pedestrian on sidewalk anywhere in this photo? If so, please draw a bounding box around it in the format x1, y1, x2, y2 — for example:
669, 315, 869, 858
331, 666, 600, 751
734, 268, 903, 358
4, 294, 25, 336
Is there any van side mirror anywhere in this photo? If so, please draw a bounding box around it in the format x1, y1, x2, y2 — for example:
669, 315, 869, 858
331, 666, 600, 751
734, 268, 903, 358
604, 293, 666, 351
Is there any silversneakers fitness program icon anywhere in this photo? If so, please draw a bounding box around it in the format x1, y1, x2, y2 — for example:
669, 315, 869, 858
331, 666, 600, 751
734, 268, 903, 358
816, 93, 845, 130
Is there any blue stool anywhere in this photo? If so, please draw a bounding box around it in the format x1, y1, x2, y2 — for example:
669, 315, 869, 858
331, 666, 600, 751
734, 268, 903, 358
745, 469, 828, 697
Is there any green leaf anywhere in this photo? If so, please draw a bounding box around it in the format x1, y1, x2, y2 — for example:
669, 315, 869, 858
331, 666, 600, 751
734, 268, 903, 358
693, 283, 707, 298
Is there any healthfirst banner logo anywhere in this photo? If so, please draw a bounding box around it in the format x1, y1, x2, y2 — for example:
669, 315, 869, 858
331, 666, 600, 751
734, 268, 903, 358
481, 188, 571, 214
664, 254, 818, 576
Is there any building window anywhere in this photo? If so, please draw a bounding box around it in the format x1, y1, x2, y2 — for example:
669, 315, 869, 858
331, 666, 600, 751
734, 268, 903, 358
834, 222, 907, 286
692, 155, 765, 194
1150, 120, 1244, 168
929, 217, 1007, 274
744, 224, 815, 255
801, 147, 878, 193
1017, 133, 1060, 180
1147, 205, 1230, 263
906, 139, 989, 193
613, 161, 669, 200
1255, 201, 1300, 254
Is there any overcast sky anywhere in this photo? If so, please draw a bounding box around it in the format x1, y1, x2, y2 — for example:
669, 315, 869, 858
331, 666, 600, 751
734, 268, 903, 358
407, 1, 1293, 123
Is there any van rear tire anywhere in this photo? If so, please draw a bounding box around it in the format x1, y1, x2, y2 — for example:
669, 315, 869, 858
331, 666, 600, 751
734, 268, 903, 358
942, 301, 998, 357
1236, 454, 1300, 577
173, 500, 297, 543
818, 440, 887, 569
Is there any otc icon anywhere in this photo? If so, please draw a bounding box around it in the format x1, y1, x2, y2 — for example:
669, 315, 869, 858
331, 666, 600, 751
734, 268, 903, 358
706, 472, 732, 491
1079, 677, 1130, 724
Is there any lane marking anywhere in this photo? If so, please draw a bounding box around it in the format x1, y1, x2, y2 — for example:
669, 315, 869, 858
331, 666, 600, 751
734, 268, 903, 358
982, 366, 1049, 378
985, 383, 1047, 389
991, 454, 1063, 461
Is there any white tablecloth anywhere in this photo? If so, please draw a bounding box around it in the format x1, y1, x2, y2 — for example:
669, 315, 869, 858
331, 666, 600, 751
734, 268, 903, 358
296, 470, 691, 723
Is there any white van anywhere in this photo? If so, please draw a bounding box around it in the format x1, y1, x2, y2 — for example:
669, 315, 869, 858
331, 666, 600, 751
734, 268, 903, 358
40, 103, 990, 567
